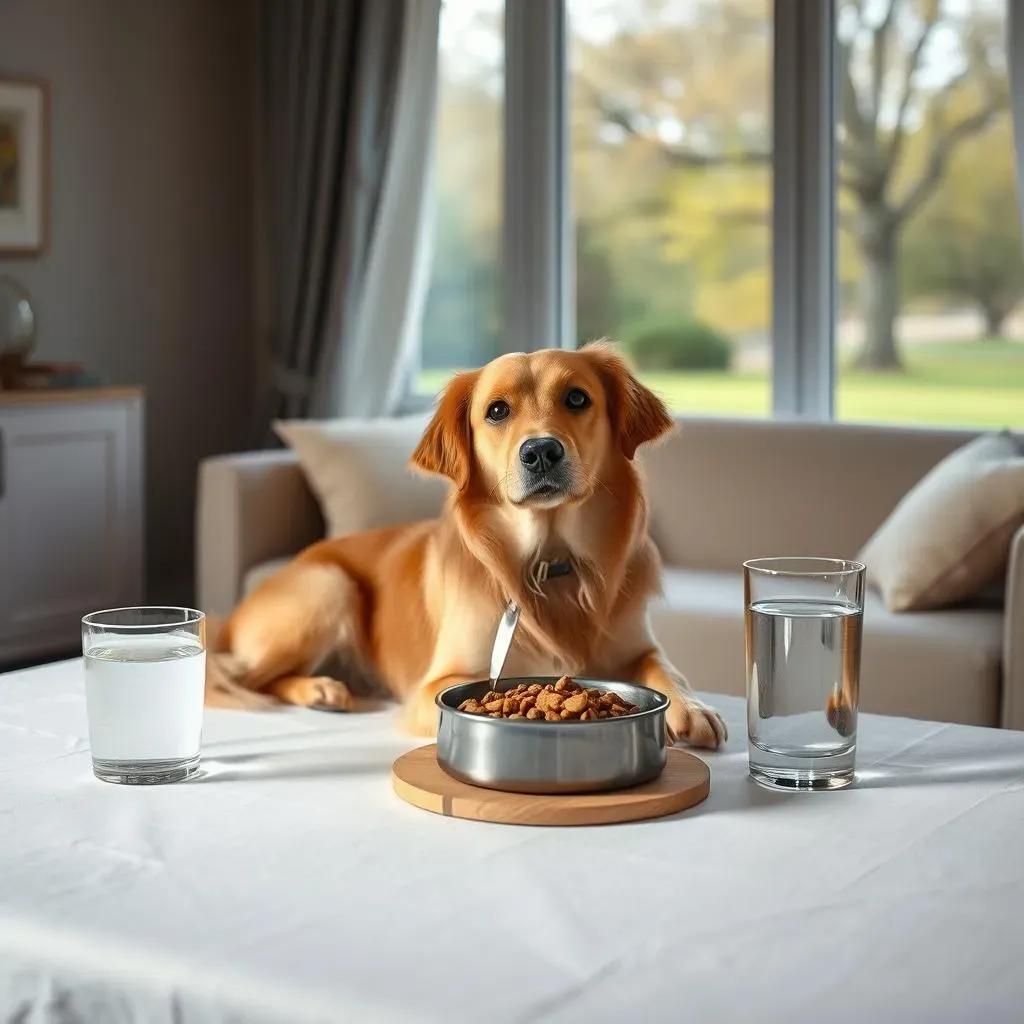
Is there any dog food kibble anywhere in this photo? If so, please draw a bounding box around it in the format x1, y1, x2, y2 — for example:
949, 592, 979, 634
458, 676, 640, 721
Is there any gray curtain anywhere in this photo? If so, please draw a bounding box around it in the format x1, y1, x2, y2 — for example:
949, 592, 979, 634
258, 0, 407, 438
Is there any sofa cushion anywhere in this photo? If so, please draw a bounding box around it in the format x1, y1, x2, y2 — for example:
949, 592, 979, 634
858, 431, 1024, 612
273, 415, 447, 537
649, 568, 1003, 728
641, 417, 992, 572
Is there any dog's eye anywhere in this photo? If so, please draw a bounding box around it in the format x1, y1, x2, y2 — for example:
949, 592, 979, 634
486, 400, 511, 423
565, 388, 591, 411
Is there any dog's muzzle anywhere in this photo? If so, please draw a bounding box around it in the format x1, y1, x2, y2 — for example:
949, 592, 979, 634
513, 436, 574, 504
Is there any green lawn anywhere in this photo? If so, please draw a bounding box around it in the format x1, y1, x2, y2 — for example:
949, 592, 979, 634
417, 340, 1024, 429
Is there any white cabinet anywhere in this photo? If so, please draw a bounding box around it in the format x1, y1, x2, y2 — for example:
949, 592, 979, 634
0, 390, 143, 664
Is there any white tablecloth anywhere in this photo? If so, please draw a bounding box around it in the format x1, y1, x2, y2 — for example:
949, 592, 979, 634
2, 658, 1023, 1023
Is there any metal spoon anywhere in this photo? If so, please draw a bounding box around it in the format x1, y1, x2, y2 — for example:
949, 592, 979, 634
488, 560, 569, 686
489, 600, 520, 686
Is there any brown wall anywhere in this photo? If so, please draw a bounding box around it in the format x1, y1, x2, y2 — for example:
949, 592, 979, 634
0, 0, 256, 600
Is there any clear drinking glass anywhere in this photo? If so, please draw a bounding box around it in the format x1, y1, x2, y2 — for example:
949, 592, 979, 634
743, 558, 865, 791
82, 607, 206, 784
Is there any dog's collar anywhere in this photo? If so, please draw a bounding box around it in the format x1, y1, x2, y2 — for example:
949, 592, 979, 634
533, 559, 573, 586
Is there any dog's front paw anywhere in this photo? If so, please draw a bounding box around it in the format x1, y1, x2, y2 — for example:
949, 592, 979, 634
402, 691, 441, 738
667, 697, 727, 749
272, 676, 354, 710
309, 677, 355, 710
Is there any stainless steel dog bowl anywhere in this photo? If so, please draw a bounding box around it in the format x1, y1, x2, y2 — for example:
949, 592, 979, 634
436, 677, 668, 794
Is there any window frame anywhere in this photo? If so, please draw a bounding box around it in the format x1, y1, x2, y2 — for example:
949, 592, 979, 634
771, 0, 837, 419
503, 0, 575, 356
408, 0, 839, 418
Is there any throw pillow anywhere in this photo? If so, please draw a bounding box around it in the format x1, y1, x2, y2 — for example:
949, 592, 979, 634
273, 415, 448, 538
858, 430, 1024, 612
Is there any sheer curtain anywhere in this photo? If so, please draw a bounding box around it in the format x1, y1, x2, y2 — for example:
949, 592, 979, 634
257, 0, 441, 432
321, 0, 441, 418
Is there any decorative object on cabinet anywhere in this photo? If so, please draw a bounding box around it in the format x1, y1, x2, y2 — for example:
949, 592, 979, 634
0, 274, 36, 388
0, 78, 48, 255
0, 275, 34, 352
0, 277, 100, 390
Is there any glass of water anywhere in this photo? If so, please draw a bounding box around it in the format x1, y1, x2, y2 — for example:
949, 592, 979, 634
82, 607, 206, 784
743, 558, 865, 791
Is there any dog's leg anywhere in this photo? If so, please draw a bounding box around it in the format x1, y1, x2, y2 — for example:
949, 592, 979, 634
628, 650, 727, 749
210, 558, 365, 710
402, 673, 477, 737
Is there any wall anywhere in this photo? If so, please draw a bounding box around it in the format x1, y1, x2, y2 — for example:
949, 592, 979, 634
0, 0, 255, 600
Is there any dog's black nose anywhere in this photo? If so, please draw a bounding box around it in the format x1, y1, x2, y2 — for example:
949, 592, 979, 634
519, 436, 565, 474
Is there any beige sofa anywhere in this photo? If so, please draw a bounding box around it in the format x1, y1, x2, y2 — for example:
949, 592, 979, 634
196, 416, 1024, 731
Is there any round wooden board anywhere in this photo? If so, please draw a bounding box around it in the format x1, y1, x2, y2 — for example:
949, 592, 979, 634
392, 745, 710, 826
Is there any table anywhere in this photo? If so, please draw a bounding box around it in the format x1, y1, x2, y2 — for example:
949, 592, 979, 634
2, 659, 1023, 1024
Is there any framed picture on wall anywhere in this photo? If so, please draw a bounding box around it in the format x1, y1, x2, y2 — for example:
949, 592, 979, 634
0, 78, 48, 256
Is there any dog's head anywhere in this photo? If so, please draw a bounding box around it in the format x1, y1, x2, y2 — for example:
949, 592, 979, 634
410, 342, 674, 508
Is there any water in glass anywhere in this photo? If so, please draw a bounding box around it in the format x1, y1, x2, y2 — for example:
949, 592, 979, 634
84, 634, 205, 783
747, 596, 862, 789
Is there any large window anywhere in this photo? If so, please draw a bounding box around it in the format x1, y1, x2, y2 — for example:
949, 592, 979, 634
568, 0, 773, 416
835, 0, 1024, 428
416, 0, 503, 394
414, 0, 1024, 429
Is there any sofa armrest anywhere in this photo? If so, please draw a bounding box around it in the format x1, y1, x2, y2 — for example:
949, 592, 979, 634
1002, 524, 1024, 731
195, 450, 324, 617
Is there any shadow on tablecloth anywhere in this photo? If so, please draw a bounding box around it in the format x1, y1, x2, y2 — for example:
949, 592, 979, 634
854, 752, 1024, 790
195, 733, 411, 784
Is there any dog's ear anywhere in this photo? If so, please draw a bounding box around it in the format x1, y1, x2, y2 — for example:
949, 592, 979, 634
584, 340, 674, 460
409, 369, 479, 489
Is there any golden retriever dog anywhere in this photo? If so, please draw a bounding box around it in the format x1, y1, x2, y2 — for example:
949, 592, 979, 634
206, 342, 727, 749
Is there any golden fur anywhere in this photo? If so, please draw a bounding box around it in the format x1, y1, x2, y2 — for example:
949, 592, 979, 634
206, 343, 727, 748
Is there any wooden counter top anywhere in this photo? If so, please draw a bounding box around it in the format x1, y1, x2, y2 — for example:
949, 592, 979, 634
0, 386, 143, 407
